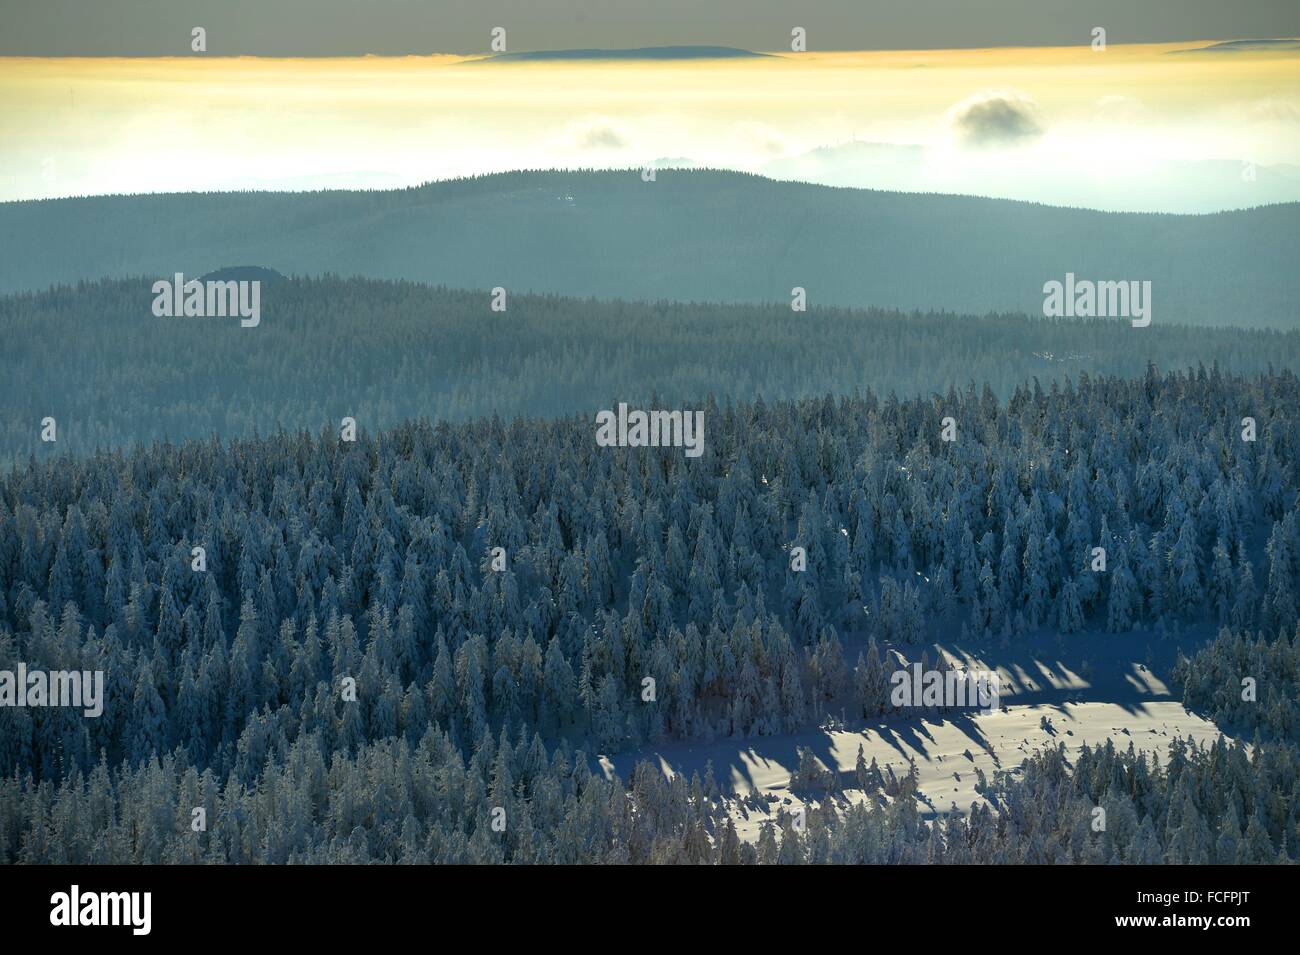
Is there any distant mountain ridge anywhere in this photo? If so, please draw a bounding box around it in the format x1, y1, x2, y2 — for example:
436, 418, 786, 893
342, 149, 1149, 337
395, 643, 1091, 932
475, 45, 771, 62
1170, 38, 1300, 53
1, 169, 1295, 328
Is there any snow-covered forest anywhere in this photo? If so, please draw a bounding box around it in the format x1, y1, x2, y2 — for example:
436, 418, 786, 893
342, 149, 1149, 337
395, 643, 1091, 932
5, 277, 1300, 461
2, 366, 1297, 862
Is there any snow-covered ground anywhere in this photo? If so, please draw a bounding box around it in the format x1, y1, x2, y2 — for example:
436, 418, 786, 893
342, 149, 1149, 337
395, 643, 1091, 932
597, 630, 1231, 840
617, 701, 1224, 839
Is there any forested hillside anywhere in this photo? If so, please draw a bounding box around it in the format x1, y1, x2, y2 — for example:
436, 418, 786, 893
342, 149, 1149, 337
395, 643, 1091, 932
1175, 625, 1300, 743
1, 369, 1297, 862
2, 171, 1296, 327
4, 276, 1300, 461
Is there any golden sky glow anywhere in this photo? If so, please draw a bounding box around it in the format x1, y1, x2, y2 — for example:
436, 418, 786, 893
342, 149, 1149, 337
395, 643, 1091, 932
2, 42, 1298, 209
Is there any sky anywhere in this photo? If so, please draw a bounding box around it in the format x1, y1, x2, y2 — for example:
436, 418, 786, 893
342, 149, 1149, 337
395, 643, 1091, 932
1, 3, 1298, 211
1, 0, 1298, 55
3, 42, 1299, 210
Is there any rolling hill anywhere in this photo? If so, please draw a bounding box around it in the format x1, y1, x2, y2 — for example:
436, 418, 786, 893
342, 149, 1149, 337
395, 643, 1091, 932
1, 170, 1296, 327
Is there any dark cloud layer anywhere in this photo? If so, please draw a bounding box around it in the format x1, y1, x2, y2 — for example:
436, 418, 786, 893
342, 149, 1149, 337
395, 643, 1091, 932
0, 0, 1297, 55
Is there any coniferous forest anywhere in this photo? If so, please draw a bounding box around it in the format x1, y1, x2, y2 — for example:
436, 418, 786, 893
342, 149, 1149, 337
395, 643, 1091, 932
3, 276, 1300, 463
2, 365, 1298, 862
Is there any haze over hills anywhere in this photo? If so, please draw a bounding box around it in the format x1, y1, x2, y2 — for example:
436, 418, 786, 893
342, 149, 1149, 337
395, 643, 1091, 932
761, 142, 1300, 214
1, 170, 1296, 328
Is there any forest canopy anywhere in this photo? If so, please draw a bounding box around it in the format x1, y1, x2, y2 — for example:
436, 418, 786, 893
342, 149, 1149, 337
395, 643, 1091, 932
1, 368, 1297, 861
3, 275, 1299, 463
